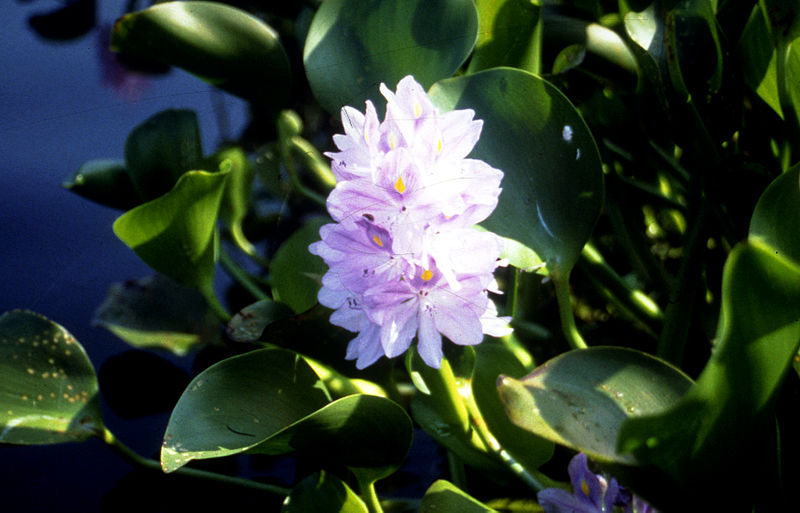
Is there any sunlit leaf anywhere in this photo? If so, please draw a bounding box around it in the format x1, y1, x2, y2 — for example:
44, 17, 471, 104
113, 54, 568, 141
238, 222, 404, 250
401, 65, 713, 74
429, 68, 604, 276
113, 170, 230, 301
420, 479, 497, 513
282, 471, 367, 513
210, 146, 254, 230
617, 241, 800, 509
161, 348, 411, 479
467, 0, 541, 74
750, 162, 800, 264
304, 0, 478, 115
112, 1, 291, 109
124, 109, 204, 202
63, 159, 140, 210
271, 217, 329, 313
93, 274, 221, 356
497, 346, 692, 464
0, 311, 103, 444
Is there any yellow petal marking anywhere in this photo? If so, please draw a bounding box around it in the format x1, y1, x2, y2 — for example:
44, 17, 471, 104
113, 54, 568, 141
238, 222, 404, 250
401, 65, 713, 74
421, 269, 433, 281
414, 102, 422, 118
581, 478, 590, 497
394, 176, 406, 194
437, 137, 443, 153
372, 235, 384, 247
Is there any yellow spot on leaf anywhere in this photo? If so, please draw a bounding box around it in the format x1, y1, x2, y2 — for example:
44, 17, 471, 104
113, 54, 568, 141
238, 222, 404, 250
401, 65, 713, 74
421, 269, 434, 281
394, 176, 406, 194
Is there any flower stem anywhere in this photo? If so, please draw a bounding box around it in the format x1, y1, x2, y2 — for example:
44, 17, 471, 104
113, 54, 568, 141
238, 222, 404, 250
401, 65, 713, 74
218, 247, 270, 301
356, 476, 384, 513
228, 222, 270, 268
100, 427, 290, 496
553, 270, 587, 349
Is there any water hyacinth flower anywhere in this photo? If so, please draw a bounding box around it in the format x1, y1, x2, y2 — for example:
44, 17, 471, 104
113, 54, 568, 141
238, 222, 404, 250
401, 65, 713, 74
309, 75, 512, 369
537, 453, 657, 513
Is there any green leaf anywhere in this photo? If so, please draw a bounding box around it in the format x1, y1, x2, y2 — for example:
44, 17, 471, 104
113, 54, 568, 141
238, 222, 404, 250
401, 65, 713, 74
467, 0, 541, 74
92, 275, 221, 356
616, 241, 800, 509
429, 68, 604, 276
420, 479, 498, 513
0, 311, 103, 444
62, 159, 141, 210
113, 170, 230, 302
161, 348, 412, 479
497, 346, 692, 464
750, 162, 800, 264
471, 343, 554, 472
124, 109, 204, 202
271, 217, 329, 313
303, 0, 479, 115
282, 471, 368, 513
162, 348, 329, 472
112, 1, 291, 110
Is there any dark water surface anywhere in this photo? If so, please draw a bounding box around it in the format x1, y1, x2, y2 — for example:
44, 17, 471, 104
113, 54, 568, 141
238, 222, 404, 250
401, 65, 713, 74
1, 2, 250, 510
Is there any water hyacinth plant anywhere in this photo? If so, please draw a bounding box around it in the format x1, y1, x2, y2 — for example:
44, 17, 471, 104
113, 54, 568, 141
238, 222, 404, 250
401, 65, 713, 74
3, 0, 800, 512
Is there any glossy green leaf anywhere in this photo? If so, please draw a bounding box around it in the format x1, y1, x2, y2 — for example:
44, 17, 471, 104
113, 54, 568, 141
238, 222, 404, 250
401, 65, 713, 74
467, 0, 541, 73
62, 159, 140, 210
429, 68, 604, 276
303, 0, 478, 115
471, 343, 554, 472
497, 346, 692, 464
282, 471, 367, 513
271, 217, 329, 313
124, 109, 204, 202
0, 311, 103, 444
161, 348, 411, 478
92, 275, 220, 356
112, 1, 291, 109
420, 479, 497, 513
113, 170, 230, 301
616, 240, 800, 509
161, 348, 328, 472
750, 163, 800, 263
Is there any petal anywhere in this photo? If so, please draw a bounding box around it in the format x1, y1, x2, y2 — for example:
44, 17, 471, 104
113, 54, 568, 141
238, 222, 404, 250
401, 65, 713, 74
417, 310, 443, 368
537, 488, 600, 513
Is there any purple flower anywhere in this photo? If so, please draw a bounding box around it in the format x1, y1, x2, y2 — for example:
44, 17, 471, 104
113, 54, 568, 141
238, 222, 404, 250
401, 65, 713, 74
537, 454, 658, 513
310, 76, 511, 369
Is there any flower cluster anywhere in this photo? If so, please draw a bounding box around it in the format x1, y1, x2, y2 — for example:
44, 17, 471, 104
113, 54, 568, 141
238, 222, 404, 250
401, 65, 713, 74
309, 75, 512, 369
538, 453, 657, 513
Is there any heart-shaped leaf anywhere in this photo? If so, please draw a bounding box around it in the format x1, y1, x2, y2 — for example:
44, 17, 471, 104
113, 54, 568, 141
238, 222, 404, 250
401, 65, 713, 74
0, 311, 103, 444
112, 1, 291, 109
750, 163, 800, 264
113, 170, 230, 302
62, 159, 140, 210
303, 0, 478, 115
124, 109, 204, 202
282, 471, 367, 513
162, 348, 411, 480
271, 217, 329, 313
92, 274, 221, 356
429, 68, 604, 276
497, 346, 692, 464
